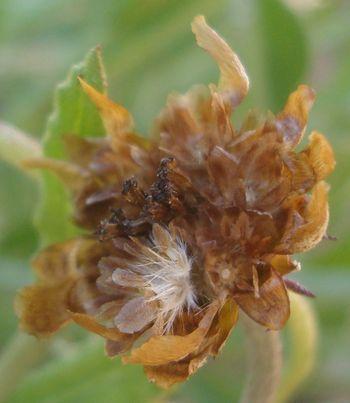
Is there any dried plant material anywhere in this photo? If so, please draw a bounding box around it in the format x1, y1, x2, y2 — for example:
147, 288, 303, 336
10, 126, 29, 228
16, 15, 334, 388
31, 240, 80, 284
284, 279, 315, 298
277, 181, 330, 253
305, 131, 336, 180
23, 157, 90, 189
15, 283, 73, 337
63, 135, 105, 167
192, 15, 249, 106
144, 363, 190, 388
123, 302, 218, 365
276, 85, 315, 148
15, 240, 82, 336
234, 269, 290, 330
267, 254, 300, 276
210, 297, 239, 354
71, 312, 133, 343
78, 77, 134, 141
114, 297, 157, 334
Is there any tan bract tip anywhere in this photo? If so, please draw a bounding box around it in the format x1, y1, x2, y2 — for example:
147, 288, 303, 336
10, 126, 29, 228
78, 76, 134, 148
191, 15, 249, 107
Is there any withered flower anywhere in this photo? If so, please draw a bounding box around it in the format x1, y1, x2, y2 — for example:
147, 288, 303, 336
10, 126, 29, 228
16, 16, 335, 388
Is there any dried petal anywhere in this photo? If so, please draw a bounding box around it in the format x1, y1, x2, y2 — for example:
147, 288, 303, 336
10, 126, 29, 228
304, 131, 335, 180
71, 312, 134, 342
111, 268, 144, 288
266, 254, 300, 276
123, 303, 218, 365
75, 238, 113, 277
277, 181, 329, 253
105, 339, 134, 357
207, 146, 244, 206
144, 363, 190, 388
63, 134, 105, 167
239, 109, 262, 133
192, 15, 249, 106
144, 299, 238, 388
283, 152, 315, 192
85, 187, 119, 206
114, 297, 157, 334
276, 85, 315, 148
78, 77, 134, 139
210, 297, 238, 354
32, 240, 80, 284
234, 269, 290, 330
22, 157, 89, 189
15, 283, 73, 337
68, 277, 110, 314
252, 265, 260, 298
151, 223, 173, 253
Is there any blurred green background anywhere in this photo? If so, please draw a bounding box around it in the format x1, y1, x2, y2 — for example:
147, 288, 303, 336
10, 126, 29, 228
0, 0, 349, 402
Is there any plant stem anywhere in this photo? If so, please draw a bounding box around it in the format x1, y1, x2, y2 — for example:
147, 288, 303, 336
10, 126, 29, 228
239, 313, 282, 403
0, 331, 49, 402
0, 121, 41, 178
276, 292, 317, 403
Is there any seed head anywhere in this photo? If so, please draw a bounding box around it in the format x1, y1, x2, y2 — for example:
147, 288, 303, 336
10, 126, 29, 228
16, 15, 335, 388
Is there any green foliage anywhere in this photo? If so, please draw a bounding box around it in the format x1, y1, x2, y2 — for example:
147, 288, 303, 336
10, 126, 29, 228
10, 339, 160, 403
37, 47, 106, 246
257, 0, 308, 110
43, 47, 106, 159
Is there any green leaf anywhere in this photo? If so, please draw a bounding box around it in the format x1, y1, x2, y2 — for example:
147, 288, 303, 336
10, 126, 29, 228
9, 339, 161, 403
257, 0, 308, 110
36, 47, 107, 246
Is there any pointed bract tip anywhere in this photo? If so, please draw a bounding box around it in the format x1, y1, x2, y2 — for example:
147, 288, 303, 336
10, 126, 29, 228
190, 14, 249, 107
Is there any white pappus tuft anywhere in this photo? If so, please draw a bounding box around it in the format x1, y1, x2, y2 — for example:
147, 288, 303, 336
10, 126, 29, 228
113, 224, 197, 334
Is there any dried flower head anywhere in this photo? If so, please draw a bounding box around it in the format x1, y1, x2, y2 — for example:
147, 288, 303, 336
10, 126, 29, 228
16, 15, 335, 388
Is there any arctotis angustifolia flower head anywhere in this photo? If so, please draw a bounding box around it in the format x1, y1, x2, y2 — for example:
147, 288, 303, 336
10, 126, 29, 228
16, 16, 335, 387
